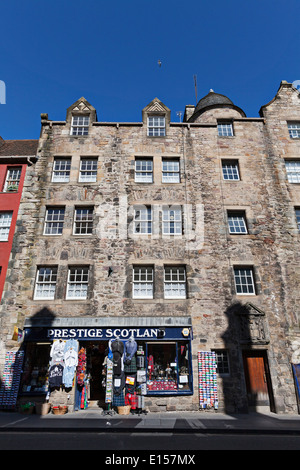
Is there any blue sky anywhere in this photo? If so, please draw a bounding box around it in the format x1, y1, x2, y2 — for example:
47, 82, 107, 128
0, 0, 300, 139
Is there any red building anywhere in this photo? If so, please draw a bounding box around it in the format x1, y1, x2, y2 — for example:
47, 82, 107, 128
0, 137, 38, 300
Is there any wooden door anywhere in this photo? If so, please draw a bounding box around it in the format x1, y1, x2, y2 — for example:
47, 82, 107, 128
243, 351, 275, 411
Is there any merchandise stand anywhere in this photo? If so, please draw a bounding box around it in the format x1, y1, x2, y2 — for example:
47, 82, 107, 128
198, 351, 218, 410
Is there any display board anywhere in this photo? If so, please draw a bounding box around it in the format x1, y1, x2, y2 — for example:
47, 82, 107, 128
198, 351, 218, 409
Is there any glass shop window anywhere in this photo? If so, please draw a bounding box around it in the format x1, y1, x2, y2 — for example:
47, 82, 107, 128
147, 341, 191, 392
20, 343, 51, 394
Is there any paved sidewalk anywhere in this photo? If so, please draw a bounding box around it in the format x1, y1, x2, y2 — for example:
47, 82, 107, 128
0, 407, 300, 434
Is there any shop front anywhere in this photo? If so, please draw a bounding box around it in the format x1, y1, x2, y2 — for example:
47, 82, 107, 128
19, 317, 193, 413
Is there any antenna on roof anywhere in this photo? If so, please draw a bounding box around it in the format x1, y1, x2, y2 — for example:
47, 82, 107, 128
176, 111, 183, 122
193, 75, 198, 103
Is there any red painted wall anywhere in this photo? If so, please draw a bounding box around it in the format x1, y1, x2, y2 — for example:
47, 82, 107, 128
0, 162, 27, 300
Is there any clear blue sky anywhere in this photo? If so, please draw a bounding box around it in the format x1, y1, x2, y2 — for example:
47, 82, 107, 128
1, 0, 300, 139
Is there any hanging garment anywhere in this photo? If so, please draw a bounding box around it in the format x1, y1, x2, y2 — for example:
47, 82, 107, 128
50, 340, 66, 363
124, 356, 137, 373
124, 338, 137, 365
111, 339, 124, 375
48, 363, 64, 388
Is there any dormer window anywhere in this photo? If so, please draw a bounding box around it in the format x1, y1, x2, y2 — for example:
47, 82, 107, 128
71, 115, 90, 136
148, 115, 165, 137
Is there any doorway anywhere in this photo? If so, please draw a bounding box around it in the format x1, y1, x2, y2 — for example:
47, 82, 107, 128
242, 350, 275, 412
86, 342, 107, 406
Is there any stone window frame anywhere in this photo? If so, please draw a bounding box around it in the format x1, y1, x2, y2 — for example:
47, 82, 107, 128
34, 266, 58, 300
70, 115, 90, 136
162, 205, 183, 236
227, 210, 248, 234
147, 115, 166, 137
287, 122, 300, 139
132, 265, 154, 299
233, 266, 256, 296
43, 206, 65, 236
285, 160, 300, 184
164, 265, 187, 299
78, 157, 98, 183
162, 158, 180, 183
217, 121, 234, 137
51, 157, 72, 183
295, 207, 300, 232
213, 349, 230, 376
221, 159, 240, 181
133, 205, 152, 235
73, 206, 94, 236
135, 157, 153, 183
66, 265, 90, 300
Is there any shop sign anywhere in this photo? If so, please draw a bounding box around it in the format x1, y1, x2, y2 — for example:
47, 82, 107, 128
24, 326, 191, 342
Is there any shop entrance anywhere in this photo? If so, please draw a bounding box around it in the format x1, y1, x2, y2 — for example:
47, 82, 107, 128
85, 342, 107, 405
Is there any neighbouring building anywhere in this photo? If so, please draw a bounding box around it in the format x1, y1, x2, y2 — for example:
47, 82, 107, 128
0, 81, 300, 415
0, 137, 38, 300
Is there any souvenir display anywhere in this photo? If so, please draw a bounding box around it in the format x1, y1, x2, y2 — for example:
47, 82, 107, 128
198, 351, 218, 409
0, 350, 24, 409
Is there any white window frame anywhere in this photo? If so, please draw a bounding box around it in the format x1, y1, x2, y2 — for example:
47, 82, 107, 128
133, 206, 152, 234
71, 115, 90, 136
222, 160, 240, 180
34, 266, 57, 300
132, 266, 153, 299
66, 266, 89, 300
234, 267, 256, 295
218, 122, 233, 137
148, 115, 165, 137
73, 207, 94, 235
3, 167, 22, 192
285, 161, 300, 183
288, 122, 300, 139
164, 266, 186, 299
135, 158, 153, 183
44, 207, 65, 235
79, 158, 98, 182
0, 212, 13, 241
162, 206, 182, 235
227, 212, 248, 234
52, 158, 71, 183
162, 159, 180, 183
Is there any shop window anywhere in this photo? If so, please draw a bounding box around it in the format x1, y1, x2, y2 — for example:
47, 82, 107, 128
20, 343, 51, 394
147, 341, 191, 392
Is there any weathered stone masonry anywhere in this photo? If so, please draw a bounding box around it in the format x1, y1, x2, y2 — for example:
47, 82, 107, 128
0, 82, 300, 413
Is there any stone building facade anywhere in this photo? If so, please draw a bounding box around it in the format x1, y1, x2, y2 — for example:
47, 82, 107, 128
0, 80, 300, 414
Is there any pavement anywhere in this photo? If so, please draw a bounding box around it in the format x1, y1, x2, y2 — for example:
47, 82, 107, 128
0, 406, 300, 434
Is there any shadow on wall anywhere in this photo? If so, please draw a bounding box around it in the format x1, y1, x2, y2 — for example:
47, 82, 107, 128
0, 307, 56, 411
221, 301, 276, 414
